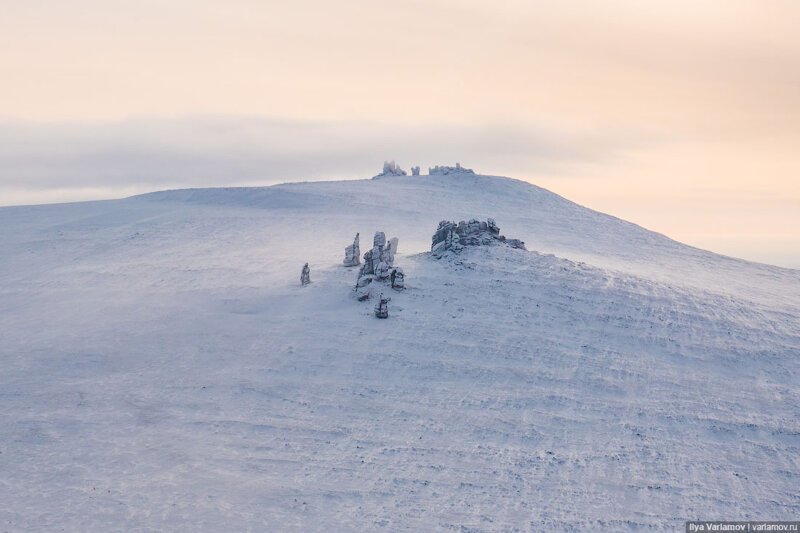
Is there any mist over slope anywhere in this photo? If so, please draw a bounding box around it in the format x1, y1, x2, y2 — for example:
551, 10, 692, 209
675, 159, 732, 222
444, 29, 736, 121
1, 173, 798, 531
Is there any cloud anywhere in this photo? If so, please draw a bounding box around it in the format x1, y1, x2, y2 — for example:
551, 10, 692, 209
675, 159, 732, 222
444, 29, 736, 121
0, 117, 649, 206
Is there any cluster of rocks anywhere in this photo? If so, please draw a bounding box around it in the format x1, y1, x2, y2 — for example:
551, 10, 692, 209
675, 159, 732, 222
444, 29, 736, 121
431, 218, 526, 257
306, 215, 525, 322
373, 161, 476, 179
428, 163, 475, 176
354, 231, 405, 301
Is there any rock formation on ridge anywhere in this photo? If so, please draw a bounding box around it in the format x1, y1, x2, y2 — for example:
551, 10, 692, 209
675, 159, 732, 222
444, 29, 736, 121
428, 163, 475, 176
373, 160, 407, 179
431, 218, 526, 257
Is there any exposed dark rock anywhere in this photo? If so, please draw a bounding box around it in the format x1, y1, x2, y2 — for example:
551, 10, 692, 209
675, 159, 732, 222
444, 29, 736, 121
300, 263, 311, 286
431, 218, 526, 257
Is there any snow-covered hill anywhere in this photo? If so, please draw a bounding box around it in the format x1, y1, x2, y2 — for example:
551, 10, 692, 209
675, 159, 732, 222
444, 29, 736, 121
1, 173, 798, 531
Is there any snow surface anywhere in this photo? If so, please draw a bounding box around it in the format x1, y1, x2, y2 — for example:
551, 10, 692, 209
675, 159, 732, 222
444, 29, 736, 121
1, 173, 798, 531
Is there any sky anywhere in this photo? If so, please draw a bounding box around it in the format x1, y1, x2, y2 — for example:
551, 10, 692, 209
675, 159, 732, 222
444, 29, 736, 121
1, 0, 798, 268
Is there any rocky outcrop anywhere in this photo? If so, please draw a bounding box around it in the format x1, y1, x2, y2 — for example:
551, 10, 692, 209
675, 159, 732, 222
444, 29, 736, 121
431, 218, 525, 257
411, 166, 421, 176
373, 160, 407, 179
301, 263, 311, 286
355, 231, 403, 300
343, 233, 361, 267
428, 163, 475, 176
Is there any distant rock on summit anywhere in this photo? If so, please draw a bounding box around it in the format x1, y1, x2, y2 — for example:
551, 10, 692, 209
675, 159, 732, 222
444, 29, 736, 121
372, 161, 476, 178
373, 160, 407, 179
428, 163, 475, 176
431, 218, 526, 257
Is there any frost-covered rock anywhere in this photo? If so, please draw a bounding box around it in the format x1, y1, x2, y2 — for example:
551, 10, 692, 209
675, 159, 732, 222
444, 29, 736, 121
375, 260, 391, 281
373, 160, 407, 179
411, 166, 421, 176
390, 267, 405, 290
374, 293, 390, 318
355, 273, 375, 301
428, 162, 475, 176
431, 218, 525, 257
300, 262, 311, 285
355, 231, 402, 299
431, 221, 463, 255
360, 232, 398, 277
385, 237, 398, 265
343, 233, 360, 267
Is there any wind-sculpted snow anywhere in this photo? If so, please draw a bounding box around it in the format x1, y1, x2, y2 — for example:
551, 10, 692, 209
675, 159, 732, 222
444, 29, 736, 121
0, 174, 798, 531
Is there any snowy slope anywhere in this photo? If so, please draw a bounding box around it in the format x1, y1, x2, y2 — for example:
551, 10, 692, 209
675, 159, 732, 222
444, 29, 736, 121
0, 173, 798, 531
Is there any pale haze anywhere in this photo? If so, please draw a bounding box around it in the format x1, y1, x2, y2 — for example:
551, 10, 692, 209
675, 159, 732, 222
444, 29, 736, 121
1, 0, 798, 267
